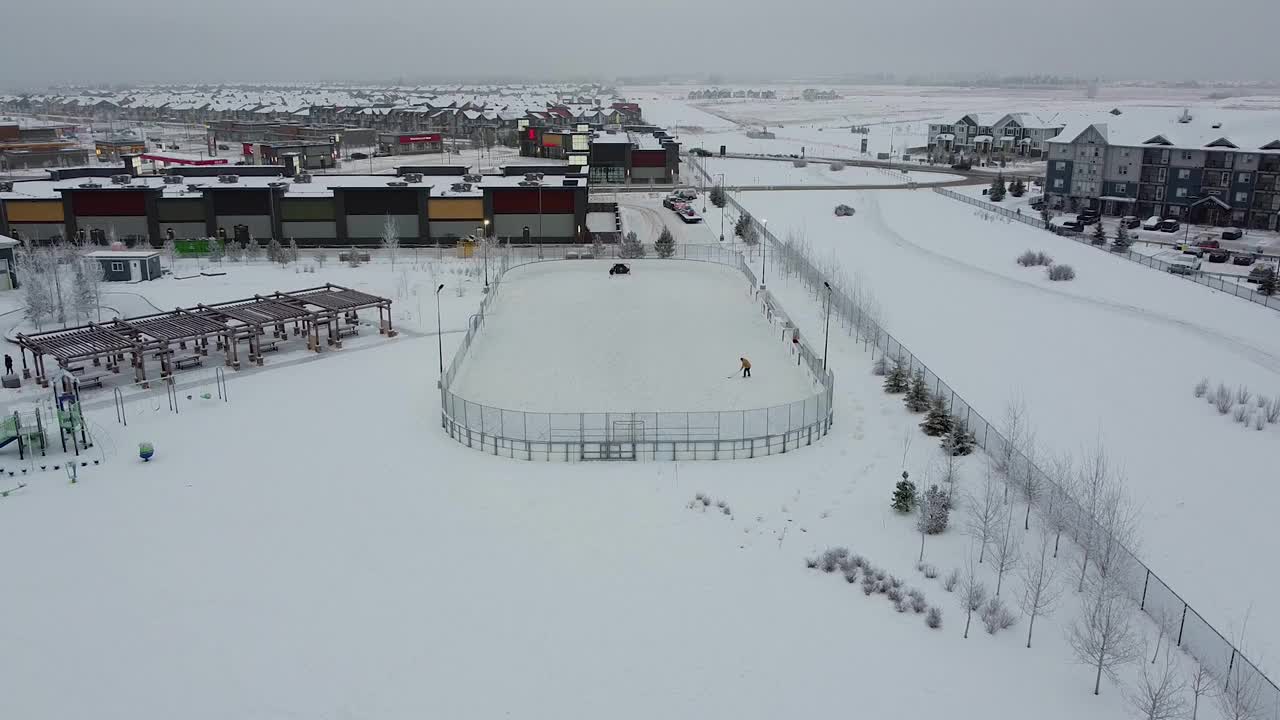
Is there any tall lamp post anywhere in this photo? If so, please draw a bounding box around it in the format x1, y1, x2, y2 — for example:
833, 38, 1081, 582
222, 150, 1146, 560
435, 283, 445, 377
822, 281, 832, 371
481, 218, 491, 291
717, 172, 726, 242
759, 218, 768, 289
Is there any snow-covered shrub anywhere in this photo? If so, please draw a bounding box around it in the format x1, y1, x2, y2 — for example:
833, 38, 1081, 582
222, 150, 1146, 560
1016, 250, 1053, 267
844, 567, 860, 584
942, 421, 976, 456
891, 480, 917, 513
980, 597, 1017, 634
1256, 413, 1267, 431
695, 492, 708, 504
1214, 384, 1234, 414
918, 485, 950, 534
894, 596, 910, 613
861, 576, 876, 596
883, 359, 909, 393
889, 575, 904, 589
943, 569, 960, 592
793, 159, 808, 168
820, 547, 849, 573
904, 370, 931, 412
887, 586, 904, 603
1233, 405, 1249, 424
1236, 386, 1252, 406
873, 569, 887, 582
805, 556, 819, 569
926, 607, 943, 629
1255, 394, 1269, 409
923, 564, 939, 579
1047, 264, 1076, 281
1193, 378, 1209, 398
829, 162, 845, 171
920, 396, 953, 437
875, 580, 890, 594
849, 554, 867, 569
715, 499, 726, 509
1267, 396, 1280, 424
910, 592, 928, 614
721, 505, 731, 516
872, 357, 888, 376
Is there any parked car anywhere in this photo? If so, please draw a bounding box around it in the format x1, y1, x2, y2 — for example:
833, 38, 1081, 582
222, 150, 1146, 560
1078, 210, 1101, 225
1168, 255, 1202, 275
1195, 237, 1221, 249
1159, 219, 1181, 233
217, 143, 230, 150
1119, 215, 1140, 229
1207, 250, 1230, 263
679, 208, 703, 223
1060, 219, 1084, 233
675, 189, 698, 200
1181, 247, 1205, 258
662, 195, 682, 210
1232, 254, 1258, 266
1028, 195, 1046, 211
1222, 227, 1244, 240
690, 148, 711, 157
834, 204, 855, 217
1142, 216, 1163, 230
349, 152, 368, 160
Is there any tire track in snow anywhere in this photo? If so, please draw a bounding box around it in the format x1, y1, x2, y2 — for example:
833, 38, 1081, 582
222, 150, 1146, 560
859, 192, 1280, 374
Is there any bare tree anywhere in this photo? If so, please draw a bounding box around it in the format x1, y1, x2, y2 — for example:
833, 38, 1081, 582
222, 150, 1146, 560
1075, 443, 1111, 592
1126, 644, 1188, 720
991, 503, 1021, 596
1069, 574, 1141, 695
381, 213, 400, 268
1092, 473, 1141, 584
163, 236, 177, 269
16, 248, 54, 330
994, 398, 1027, 485
1215, 659, 1265, 720
1019, 436, 1044, 530
1018, 528, 1063, 648
1042, 453, 1076, 558
959, 553, 988, 640
964, 464, 1002, 563
1188, 661, 1212, 720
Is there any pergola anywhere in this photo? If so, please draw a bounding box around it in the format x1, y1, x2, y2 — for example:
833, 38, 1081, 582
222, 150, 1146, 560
16, 284, 395, 388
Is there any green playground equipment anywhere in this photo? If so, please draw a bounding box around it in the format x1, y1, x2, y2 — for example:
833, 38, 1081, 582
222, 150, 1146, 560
0, 409, 47, 460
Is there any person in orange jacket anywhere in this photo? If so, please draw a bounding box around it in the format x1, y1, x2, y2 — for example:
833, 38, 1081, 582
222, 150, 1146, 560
740, 357, 752, 378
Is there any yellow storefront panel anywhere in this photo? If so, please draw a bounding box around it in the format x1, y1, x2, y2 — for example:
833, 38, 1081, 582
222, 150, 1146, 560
428, 198, 483, 220
5, 200, 64, 222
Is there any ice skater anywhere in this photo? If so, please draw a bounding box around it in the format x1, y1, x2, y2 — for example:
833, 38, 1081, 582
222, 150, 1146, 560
739, 357, 752, 378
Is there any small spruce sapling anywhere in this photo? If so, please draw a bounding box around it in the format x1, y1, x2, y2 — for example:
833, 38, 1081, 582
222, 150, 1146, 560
904, 370, 930, 412
920, 395, 953, 436
883, 359, 909, 393
654, 227, 675, 258
891, 479, 917, 513
942, 420, 976, 456
1092, 219, 1108, 245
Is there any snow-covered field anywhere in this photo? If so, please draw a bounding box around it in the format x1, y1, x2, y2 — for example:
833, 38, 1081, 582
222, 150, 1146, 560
0, 252, 1160, 720
694, 156, 961, 187
451, 259, 815, 412
712, 187, 1280, 663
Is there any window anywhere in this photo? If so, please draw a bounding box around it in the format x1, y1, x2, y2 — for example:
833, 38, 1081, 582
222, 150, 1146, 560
1114, 183, 1127, 195
1118, 165, 1129, 175
1182, 150, 1194, 160
1052, 178, 1064, 189
1236, 192, 1249, 203
1241, 153, 1255, 163
1056, 161, 1066, 171
1175, 187, 1189, 198
1178, 168, 1191, 180
110, 262, 124, 272
1156, 187, 1165, 200
1238, 172, 1252, 184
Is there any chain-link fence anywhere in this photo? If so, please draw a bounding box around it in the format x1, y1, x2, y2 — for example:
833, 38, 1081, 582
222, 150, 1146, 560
934, 187, 1280, 313
439, 242, 835, 462
691, 157, 1279, 715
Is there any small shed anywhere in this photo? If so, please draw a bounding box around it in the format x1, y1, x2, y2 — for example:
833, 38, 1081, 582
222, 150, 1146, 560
0, 234, 18, 290
87, 249, 162, 282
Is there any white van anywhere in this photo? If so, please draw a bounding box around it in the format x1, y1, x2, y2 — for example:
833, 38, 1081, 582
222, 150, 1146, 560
1168, 255, 1201, 275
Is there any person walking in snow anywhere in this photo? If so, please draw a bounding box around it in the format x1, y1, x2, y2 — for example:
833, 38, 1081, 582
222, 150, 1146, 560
3, 354, 12, 376
740, 357, 752, 378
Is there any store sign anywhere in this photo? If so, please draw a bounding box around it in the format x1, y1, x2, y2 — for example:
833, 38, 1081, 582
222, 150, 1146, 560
399, 134, 441, 144
242, 142, 254, 156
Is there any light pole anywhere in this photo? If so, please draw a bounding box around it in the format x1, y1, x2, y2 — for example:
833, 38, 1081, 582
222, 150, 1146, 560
481, 219, 490, 291
822, 281, 832, 371
435, 283, 445, 377
759, 218, 768, 289
717, 172, 726, 241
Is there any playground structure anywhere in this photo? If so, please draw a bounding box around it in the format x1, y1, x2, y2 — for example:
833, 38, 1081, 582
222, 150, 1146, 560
0, 374, 93, 460
15, 284, 396, 389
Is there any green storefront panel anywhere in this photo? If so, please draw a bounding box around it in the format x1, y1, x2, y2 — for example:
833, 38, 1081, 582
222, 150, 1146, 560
281, 198, 336, 221
156, 199, 205, 223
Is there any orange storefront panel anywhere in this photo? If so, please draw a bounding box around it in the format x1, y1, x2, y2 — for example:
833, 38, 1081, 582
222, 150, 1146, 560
428, 198, 483, 220
5, 200, 64, 222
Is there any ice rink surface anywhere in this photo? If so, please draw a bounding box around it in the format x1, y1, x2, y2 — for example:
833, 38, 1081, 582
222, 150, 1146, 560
449, 259, 818, 413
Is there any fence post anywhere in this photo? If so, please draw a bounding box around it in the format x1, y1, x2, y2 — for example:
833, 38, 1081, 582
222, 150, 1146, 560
1140, 570, 1150, 610
1177, 604, 1187, 646
1225, 649, 1237, 691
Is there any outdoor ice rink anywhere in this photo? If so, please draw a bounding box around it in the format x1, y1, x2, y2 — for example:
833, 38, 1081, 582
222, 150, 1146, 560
449, 259, 818, 414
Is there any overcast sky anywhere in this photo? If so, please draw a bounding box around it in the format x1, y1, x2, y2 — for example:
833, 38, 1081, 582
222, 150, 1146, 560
4, 0, 1279, 88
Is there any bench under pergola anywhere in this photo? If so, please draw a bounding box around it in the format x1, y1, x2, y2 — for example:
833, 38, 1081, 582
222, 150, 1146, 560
16, 284, 395, 388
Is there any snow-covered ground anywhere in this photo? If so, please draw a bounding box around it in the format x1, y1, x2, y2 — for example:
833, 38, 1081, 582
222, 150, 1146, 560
451, 259, 815, 413
694, 156, 961, 187
712, 187, 1280, 663
0, 250, 1167, 720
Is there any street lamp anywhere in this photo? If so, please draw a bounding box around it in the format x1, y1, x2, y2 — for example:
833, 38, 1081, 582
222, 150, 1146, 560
435, 283, 445, 377
822, 281, 832, 371
717, 172, 726, 242
481, 219, 491, 291
759, 218, 768, 289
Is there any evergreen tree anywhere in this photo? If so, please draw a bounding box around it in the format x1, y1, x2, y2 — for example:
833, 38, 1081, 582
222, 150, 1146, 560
245, 236, 263, 261
266, 237, 284, 264
892, 479, 918, 513
904, 369, 931, 412
620, 231, 645, 259
919, 484, 951, 534
1259, 267, 1278, 296
942, 420, 976, 457
883, 359, 909, 394
1091, 219, 1108, 245
734, 213, 751, 239
1112, 225, 1131, 252
655, 227, 675, 258
921, 395, 953, 436
206, 237, 224, 263
288, 238, 300, 264
709, 184, 727, 208
989, 173, 1007, 202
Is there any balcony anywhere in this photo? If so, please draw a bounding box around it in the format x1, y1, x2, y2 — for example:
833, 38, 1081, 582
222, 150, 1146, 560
1142, 149, 1169, 165
1204, 154, 1234, 169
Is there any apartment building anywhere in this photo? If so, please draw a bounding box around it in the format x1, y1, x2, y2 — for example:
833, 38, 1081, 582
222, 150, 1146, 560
927, 113, 1065, 163
1044, 112, 1280, 229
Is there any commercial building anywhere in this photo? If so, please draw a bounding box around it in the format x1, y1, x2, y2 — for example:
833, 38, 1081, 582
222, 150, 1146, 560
1, 121, 90, 170
205, 121, 375, 157
242, 141, 338, 172
0, 165, 590, 247
586, 128, 680, 184
1044, 112, 1280, 229
95, 134, 147, 162
928, 113, 1065, 163
377, 133, 444, 156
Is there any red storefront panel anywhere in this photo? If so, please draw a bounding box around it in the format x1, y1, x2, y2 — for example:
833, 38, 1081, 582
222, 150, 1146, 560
490, 188, 576, 214
399, 134, 441, 144
71, 190, 147, 216
631, 150, 668, 168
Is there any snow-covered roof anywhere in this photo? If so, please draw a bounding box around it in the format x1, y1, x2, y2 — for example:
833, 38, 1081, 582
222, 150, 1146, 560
1047, 109, 1280, 152
87, 249, 160, 259
0, 234, 18, 248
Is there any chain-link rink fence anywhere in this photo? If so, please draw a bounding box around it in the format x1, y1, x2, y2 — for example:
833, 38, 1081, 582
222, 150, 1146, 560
687, 155, 1278, 715
439, 243, 835, 461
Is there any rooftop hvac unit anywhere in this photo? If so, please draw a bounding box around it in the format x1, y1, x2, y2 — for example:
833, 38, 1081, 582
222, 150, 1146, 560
217, 174, 240, 184
294, 173, 312, 184
403, 172, 423, 183
523, 173, 539, 181
78, 182, 103, 189
463, 173, 482, 183
0, 181, 12, 192
163, 174, 184, 184
386, 181, 408, 187
268, 181, 289, 188
518, 180, 539, 187
562, 179, 579, 186
449, 183, 472, 193
186, 184, 203, 194
110, 174, 132, 185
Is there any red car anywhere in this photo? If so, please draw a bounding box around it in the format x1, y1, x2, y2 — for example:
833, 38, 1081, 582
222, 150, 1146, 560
1196, 238, 1221, 249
